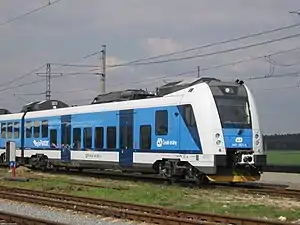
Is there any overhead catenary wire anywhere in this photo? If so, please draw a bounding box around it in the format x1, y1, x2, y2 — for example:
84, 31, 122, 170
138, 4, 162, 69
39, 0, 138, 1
50, 49, 103, 71
3, 32, 300, 95
106, 22, 300, 67
0, 79, 45, 92
108, 46, 300, 88
265, 55, 300, 67
50, 63, 101, 68
247, 70, 300, 80
14, 88, 96, 96
6, 22, 300, 93
0, 0, 63, 27
108, 33, 300, 67
2, 43, 102, 88
0, 63, 46, 88
0, 68, 100, 93
2, 45, 300, 94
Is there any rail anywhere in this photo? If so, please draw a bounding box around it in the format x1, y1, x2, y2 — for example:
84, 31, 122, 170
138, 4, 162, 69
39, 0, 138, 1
0, 185, 294, 225
0, 210, 67, 225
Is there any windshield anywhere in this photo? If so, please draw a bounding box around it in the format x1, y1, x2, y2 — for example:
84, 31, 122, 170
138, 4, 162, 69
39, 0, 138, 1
215, 97, 251, 129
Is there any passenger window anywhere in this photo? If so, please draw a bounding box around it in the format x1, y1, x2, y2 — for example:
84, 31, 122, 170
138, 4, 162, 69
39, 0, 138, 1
26, 121, 32, 138
95, 127, 104, 149
184, 105, 196, 127
83, 127, 92, 149
34, 121, 40, 138
14, 122, 20, 138
73, 128, 81, 149
7, 123, 12, 139
155, 110, 168, 135
107, 126, 116, 149
140, 125, 151, 149
1, 123, 7, 139
42, 120, 48, 138
120, 126, 127, 149
50, 129, 57, 147
64, 122, 71, 146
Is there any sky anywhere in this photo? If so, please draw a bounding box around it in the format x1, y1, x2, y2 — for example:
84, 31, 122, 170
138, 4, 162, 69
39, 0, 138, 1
0, 0, 300, 135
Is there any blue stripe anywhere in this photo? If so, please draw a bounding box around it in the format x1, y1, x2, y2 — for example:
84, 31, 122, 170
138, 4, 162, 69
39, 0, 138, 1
177, 105, 202, 151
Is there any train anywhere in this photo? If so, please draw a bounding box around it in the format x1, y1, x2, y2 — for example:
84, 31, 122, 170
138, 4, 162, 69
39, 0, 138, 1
0, 77, 266, 183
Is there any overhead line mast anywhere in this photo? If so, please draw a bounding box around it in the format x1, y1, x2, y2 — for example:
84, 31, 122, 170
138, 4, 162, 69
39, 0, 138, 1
46, 63, 51, 100
100, 45, 106, 93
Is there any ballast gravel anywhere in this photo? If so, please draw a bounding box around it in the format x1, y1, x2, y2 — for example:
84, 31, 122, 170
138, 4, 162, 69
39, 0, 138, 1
0, 199, 136, 225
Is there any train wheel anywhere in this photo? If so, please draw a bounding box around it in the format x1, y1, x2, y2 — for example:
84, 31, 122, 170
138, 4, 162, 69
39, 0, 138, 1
195, 174, 209, 186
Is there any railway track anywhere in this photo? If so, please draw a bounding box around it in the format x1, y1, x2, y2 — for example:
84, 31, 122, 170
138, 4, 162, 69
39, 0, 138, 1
5, 165, 300, 201
0, 185, 294, 225
205, 182, 300, 200
0, 210, 67, 225
3, 164, 300, 200
233, 184, 300, 199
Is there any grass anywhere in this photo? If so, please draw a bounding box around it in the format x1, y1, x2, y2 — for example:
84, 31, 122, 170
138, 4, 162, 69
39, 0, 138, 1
0, 167, 299, 222
267, 150, 300, 165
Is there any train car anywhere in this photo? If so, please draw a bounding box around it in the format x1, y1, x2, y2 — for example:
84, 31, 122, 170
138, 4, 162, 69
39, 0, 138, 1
0, 78, 266, 183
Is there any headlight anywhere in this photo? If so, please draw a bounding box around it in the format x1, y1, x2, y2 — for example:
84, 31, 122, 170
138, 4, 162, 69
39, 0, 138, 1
255, 133, 259, 139
256, 140, 260, 146
216, 140, 221, 145
215, 133, 220, 138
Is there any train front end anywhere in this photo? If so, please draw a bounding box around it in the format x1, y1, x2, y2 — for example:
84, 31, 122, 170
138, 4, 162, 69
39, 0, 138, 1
207, 80, 266, 183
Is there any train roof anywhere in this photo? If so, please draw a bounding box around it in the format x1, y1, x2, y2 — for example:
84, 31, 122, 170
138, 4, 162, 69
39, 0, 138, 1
156, 77, 221, 96
0, 77, 246, 121
21, 100, 69, 112
91, 77, 222, 105
91, 89, 155, 105
0, 108, 11, 115
24, 80, 214, 119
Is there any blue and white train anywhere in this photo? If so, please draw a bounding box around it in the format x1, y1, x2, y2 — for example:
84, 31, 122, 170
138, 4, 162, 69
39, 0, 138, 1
0, 78, 266, 183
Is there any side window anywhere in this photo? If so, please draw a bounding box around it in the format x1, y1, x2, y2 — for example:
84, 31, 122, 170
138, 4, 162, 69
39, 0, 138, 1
95, 127, 104, 149
42, 120, 48, 138
61, 120, 71, 146
83, 127, 92, 149
184, 105, 196, 127
155, 110, 168, 135
73, 128, 81, 149
26, 121, 32, 138
1, 123, 7, 139
120, 126, 127, 149
14, 122, 20, 139
7, 122, 12, 139
34, 121, 40, 138
107, 126, 116, 149
140, 125, 151, 149
50, 129, 57, 146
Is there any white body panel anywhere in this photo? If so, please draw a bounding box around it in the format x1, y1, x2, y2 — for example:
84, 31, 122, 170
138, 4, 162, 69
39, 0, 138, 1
71, 151, 119, 162
0, 149, 214, 168
133, 152, 214, 167
244, 85, 263, 154
169, 83, 226, 155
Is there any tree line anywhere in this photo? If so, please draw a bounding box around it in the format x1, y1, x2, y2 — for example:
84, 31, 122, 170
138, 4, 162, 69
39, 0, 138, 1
263, 133, 300, 150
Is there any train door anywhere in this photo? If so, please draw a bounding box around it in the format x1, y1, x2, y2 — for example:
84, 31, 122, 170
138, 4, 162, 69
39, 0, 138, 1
61, 115, 71, 163
49, 129, 58, 148
119, 109, 134, 167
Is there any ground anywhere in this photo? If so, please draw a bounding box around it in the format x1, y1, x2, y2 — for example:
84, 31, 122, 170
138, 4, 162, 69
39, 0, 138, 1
267, 150, 300, 165
0, 167, 299, 223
